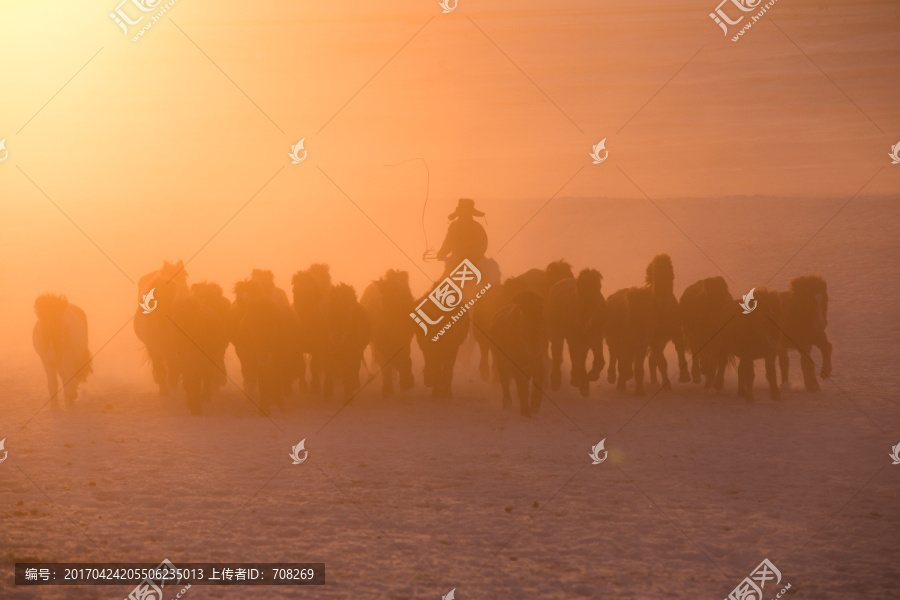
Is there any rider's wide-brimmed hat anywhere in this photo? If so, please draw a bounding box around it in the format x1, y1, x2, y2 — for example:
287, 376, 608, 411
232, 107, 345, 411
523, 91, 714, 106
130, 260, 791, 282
448, 198, 485, 220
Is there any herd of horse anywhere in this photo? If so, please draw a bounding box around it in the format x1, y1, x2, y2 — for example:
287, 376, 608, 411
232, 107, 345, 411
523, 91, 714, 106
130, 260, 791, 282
31, 255, 832, 417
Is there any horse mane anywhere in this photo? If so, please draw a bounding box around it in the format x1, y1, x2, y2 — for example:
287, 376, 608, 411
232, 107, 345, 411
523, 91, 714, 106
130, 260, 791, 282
546, 260, 574, 283
160, 259, 187, 284
576, 269, 602, 298
308, 263, 332, 287
380, 270, 413, 300
191, 281, 224, 304
251, 269, 277, 294
645, 254, 674, 292
331, 283, 357, 304
233, 278, 262, 301
34, 294, 69, 323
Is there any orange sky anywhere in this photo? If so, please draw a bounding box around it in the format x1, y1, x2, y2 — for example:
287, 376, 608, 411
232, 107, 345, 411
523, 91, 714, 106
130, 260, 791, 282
0, 0, 897, 366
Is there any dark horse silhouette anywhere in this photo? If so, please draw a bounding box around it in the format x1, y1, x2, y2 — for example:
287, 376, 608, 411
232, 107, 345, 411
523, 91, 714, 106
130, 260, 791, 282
777, 275, 832, 392
134, 260, 189, 395
606, 286, 656, 396
322, 284, 370, 400
491, 291, 547, 416
679, 276, 733, 388
171, 282, 231, 415
545, 268, 605, 396
472, 260, 572, 381
230, 271, 300, 412
33, 294, 93, 407
292, 264, 332, 394
713, 288, 783, 401
645, 254, 690, 389
360, 270, 416, 398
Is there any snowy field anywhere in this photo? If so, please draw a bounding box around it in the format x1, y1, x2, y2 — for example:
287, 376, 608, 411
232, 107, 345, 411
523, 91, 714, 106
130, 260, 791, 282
2, 196, 899, 599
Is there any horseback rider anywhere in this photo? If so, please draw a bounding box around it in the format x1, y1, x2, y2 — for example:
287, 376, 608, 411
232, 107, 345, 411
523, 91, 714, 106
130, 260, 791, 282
437, 198, 488, 273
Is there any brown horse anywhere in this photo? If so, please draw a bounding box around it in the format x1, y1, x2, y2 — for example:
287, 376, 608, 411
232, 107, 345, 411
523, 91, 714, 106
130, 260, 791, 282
171, 282, 231, 415
415, 295, 471, 399
545, 269, 605, 396
714, 288, 783, 401
231, 272, 301, 412
472, 260, 572, 381
606, 287, 656, 396
491, 291, 547, 416
323, 283, 371, 400
360, 270, 415, 398
134, 260, 189, 395
679, 276, 733, 388
292, 264, 332, 393
777, 275, 832, 392
33, 294, 93, 407
645, 254, 690, 388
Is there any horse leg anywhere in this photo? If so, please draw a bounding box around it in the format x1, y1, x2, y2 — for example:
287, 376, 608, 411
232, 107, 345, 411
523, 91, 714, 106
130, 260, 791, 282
765, 352, 780, 400
798, 343, 820, 392
516, 372, 530, 417
41, 358, 60, 406
616, 351, 628, 392
398, 349, 414, 391
740, 358, 755, 402
655, 345, 671, 389
586, 336, 605, 382
530, 365, 543, 414
713, 355, 726, 392
498, 363, 512, 409
310, 352, 322, 394
777, 344, 790, 390
608, 346, 618, 385
672, 326, 691, 383
819, 337, 833, 379
549, 336, 563, 391
296, 353, 309, 393
149, 349, 168, 395
444, 345, 462, 399
648, 348, 659, 386
166, 355, 180, 397
691, 351, 702, 384
634, 349, 646, 397
63, 373, 79, 406
381, 357, 395, 398
569, 342, 589, 396
478, 337, 491, 382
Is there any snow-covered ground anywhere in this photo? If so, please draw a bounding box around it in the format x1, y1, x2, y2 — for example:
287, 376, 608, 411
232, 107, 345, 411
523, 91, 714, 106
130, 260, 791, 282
2, 195, 899, 599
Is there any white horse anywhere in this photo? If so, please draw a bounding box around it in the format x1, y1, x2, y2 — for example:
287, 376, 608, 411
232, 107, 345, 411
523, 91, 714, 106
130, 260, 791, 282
33, 294, 93, 406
